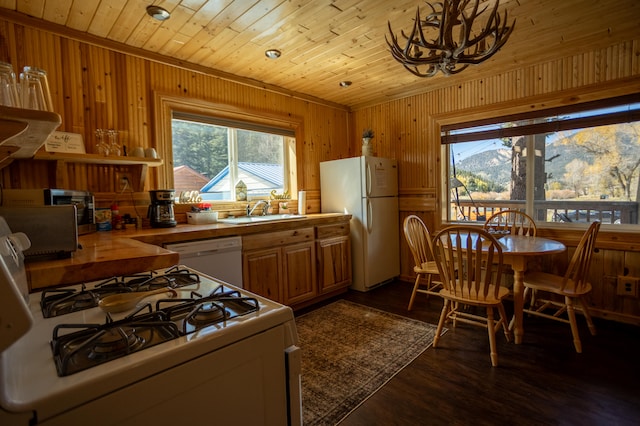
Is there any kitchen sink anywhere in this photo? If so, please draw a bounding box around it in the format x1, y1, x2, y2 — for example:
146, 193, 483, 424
218, 214, 306, 224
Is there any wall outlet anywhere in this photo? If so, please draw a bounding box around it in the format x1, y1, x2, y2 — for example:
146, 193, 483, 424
616, 276, 639, 297
116, 172, 131, 191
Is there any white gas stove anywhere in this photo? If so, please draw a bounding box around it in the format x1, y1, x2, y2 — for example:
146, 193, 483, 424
0, 219, 301, 425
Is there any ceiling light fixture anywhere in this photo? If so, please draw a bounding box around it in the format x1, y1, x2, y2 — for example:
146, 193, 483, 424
386, 0, 515, 77
265, 49, 282, 59
339, 81, 352, 87
146, 5, 171, 21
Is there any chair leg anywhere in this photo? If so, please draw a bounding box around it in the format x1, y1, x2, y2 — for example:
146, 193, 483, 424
578, 296, 597, 336
426, 274, 440, 294
486, 308, 499, 367
497, 303, 511, 342
407, 273, 422, 310
565, 296, 582, 353
433, 300, 450, 348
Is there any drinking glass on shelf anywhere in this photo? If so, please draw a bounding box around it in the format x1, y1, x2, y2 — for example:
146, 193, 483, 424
0, 61, 21, 107
95, 129, 109, 155
20, 66, 53, 111
107, 129, 121, 156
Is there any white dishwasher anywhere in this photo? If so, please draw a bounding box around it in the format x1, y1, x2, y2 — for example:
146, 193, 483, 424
165, 236, 243, 287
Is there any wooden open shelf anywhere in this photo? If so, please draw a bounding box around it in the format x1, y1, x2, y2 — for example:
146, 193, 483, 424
0, 106, 62, 168
33, 151, 163, 167
32, 152, 163, 191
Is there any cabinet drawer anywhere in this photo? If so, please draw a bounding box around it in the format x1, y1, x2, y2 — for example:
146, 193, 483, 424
315, 223, 350, 239
243, 227, 314, 250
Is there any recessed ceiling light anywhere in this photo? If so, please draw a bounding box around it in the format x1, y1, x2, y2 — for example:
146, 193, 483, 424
265, 49, 282, 59
339, 81, 352, 87
147, 5, 171, 21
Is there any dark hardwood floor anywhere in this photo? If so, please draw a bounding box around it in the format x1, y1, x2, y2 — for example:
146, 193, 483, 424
301, 280, 640, 426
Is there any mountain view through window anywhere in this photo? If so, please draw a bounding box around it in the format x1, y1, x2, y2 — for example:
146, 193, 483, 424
445, 99, 640, 226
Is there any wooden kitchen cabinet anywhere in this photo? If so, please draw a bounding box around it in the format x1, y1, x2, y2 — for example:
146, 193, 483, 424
316, 223, 352, 294
282, 241, 316, 305
242, 220, 351, 309
243, 247, 283, 302
242, 227, 316, 305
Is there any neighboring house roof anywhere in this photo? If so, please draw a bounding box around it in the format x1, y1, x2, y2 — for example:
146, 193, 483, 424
173, 165, 210, 192
200, 162, 283, 193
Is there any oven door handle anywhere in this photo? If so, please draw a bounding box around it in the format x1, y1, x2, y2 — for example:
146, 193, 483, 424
285, 345, 302, 426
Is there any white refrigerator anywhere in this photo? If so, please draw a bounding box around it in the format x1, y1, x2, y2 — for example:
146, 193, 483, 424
320, 156, 400, 291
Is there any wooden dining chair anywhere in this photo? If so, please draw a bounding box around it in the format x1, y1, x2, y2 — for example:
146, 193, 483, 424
521, 221, 601, 353
403, 215, 442, 310
483, 209, 537, 236
432, 226, 511, 367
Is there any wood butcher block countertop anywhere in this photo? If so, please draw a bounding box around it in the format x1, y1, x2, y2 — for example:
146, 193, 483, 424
26, 213, 350, 291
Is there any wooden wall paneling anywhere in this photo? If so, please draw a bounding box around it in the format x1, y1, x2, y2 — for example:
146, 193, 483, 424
61, 39, 83, 135
85, 45, 105, 132
112, 49, 129, 135
621, 251, 640, 318
52, 160, 66, 188
126, 55, 148, 157
634, 40, 640, 75
599, 249, 626, 313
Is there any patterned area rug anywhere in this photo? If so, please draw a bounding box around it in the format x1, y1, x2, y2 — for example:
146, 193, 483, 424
296, 300, 442, 426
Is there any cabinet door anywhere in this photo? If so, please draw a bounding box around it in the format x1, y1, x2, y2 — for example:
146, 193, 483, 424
282, 241, 317, 305
317, 236, 352, 294
243, 247, 283, 302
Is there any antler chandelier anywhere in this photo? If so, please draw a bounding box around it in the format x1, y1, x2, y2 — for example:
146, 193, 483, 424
386, 0, 515, 77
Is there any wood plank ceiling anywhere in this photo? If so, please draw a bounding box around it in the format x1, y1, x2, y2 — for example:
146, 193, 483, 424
1, 0, 639, 109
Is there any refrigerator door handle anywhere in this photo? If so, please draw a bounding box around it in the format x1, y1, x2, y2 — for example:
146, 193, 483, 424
365, 160, 371, 197
366, 198, 373, 233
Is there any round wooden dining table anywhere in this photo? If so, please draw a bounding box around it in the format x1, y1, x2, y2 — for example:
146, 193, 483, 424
497, 235, 566, 344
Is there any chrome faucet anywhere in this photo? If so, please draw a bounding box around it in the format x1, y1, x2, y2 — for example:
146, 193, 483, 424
248, 200, 270, 216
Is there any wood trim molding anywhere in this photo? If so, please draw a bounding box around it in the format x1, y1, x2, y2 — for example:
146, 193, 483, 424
432, 76, 640, 127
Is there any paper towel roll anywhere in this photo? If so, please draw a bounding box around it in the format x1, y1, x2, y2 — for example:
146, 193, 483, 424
298, 191, 307, 214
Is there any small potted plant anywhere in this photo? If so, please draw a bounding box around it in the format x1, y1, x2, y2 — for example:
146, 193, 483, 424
362, 128, 374, 156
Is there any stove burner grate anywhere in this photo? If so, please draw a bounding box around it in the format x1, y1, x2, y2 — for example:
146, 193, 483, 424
41, 266, 201, 318
52, 312, 180, 376
50, 288, 260, 376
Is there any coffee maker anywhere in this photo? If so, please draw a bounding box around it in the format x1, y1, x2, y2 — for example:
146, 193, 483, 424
148, 189, 177, 228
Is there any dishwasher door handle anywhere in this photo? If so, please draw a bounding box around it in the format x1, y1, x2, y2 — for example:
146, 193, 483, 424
179, 248, 235, 258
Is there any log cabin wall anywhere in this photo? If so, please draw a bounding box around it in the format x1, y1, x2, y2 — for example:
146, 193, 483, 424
350, 39, 640, 324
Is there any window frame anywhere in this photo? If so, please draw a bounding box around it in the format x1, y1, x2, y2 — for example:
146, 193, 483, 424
153, 92, 302, 201
435, 92, 640, 229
